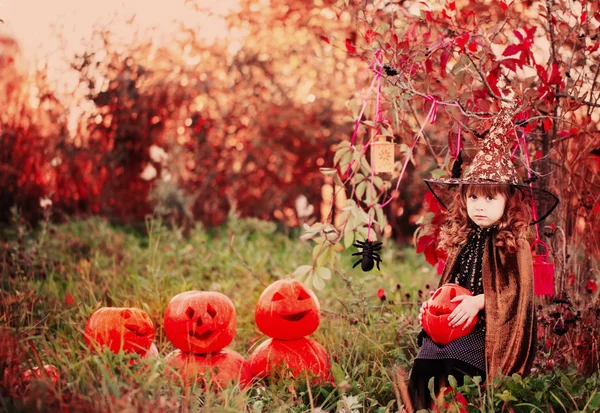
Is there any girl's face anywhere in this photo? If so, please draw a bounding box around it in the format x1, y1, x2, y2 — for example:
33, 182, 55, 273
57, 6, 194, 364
466, 189, 507, 228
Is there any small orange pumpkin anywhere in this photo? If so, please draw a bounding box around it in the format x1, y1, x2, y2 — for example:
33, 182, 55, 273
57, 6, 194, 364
84, 307, 155, 355
167, 348, 252, 389
255, 279, 320, 340
164, 291, 236, 354
248, 337, 331, 382
421, 283, 478, 345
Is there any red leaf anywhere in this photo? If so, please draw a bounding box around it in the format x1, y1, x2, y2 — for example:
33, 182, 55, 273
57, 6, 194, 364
449, 1, 456, 11
500, 1, 508, 11
425, 192, 441, 214
377, 288, 386, 300
320, 36, 330, 44
548, 62, 562, 86
567, 273, 575, 287
425, 58, 434, 74
426, 11, 433, 22
499, 58, 519, 71
416, 234, 433, 253
503, 44, 521, 57
440, 50, 450, 78
345, 39, 356, 53
455, 33, 470, 49
593, 201, 600, 215
468, 43, 478, 52
535, 64, 548, 83
581, 11, 587, 23
535, 150, 543, 159
365, 30, 377, 44
424, 243, 438, 267
586, 279, 597, 294
436, 259, 446, 275
486, 69, 502, 96
543, 118, 552, 131
513, 29, 524, 42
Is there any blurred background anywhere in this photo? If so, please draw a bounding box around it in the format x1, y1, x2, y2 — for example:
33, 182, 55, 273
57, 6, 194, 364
1, 0, 423, 239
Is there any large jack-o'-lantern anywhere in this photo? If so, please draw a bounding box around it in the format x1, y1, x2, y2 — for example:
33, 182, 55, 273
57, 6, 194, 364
421, 283, 479, 345
164, 291, 236, 354
84, 307, 155, 355
248, 337, 331, 382
167, 348, 252, 389
255, 279, 320, 340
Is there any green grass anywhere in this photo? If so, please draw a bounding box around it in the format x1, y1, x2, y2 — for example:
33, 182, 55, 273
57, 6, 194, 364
1, 217, 599, 412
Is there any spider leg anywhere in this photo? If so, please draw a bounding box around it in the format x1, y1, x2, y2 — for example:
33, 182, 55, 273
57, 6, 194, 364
372, 253, 382, 260
352, 259, 362, 268
353, 241, 366, 248
376, 260, 381, 271
352, 252, 363, 256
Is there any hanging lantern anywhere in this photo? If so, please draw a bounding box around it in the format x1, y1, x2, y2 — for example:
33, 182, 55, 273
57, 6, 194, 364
370, 135, 395, 174
531, 240, 555, 296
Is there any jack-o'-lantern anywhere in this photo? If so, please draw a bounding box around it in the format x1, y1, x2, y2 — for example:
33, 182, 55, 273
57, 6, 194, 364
84, 307, 155, 355
167, 348, 252, 389
255, 280, 320, 340
421, 283, 478, 345
248, 337, 331, 382
164, 291, 236, 354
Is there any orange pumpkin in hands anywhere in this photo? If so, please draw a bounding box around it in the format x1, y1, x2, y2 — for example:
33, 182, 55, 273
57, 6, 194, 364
255, 280, 320, 340
167, 348, 252, 389
421, 283, 479, 345
248, 337, 331, 382
84, 307, 155, 355
164, 291, 236, 354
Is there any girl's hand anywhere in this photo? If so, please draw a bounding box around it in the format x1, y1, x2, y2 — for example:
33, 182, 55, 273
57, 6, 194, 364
447, 294, 485, 330
418, 290, 435, 326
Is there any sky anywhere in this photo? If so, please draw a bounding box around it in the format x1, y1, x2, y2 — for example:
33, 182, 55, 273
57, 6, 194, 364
1, 0, 239, 65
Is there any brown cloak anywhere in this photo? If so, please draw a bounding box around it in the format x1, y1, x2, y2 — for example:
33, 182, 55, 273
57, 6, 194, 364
438, 237, 536, 380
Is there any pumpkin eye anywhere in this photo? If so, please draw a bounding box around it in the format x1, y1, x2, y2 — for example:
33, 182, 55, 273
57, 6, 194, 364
120, 309, 132, 319
297, 290, 310, 301
272, 292, 285, 301
450, 288, 457, 299
207, 304, 217, 318
432, 289, 442, 300
185, 307, 195, 319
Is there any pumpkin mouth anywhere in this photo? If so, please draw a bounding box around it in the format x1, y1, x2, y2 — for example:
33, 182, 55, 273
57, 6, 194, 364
280, 310, 309, 322
125, 324, 151, 337
427, 305, 453, 316
190, 329, 214, 340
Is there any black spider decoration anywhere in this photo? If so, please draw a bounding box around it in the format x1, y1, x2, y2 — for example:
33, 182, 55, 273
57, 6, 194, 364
352, 240, 383, 271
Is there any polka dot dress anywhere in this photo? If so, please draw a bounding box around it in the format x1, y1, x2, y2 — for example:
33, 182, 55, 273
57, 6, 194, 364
415, 226, 493, 372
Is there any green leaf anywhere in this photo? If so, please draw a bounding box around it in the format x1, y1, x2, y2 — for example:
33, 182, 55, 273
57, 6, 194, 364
376, 205, 387, 228
315, 266, 331, 280
330, 362, 345, 385
334, 148, 350, 166
361, 120, 377, 128
586, 391, 600, 410
312, 274, 325, 290
356, 181, 367, 200
320, 167, 338, 176
379, 127, 393, 137
430, 168, 447, 179
344, 230, 355, 249
448, 375, 458, 390
292, 265, 313, 280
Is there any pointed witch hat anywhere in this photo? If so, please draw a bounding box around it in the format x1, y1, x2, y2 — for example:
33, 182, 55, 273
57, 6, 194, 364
424, 108, 559, 224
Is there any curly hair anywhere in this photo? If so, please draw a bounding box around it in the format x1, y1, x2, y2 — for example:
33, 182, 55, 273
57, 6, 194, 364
438, 184, 532, 255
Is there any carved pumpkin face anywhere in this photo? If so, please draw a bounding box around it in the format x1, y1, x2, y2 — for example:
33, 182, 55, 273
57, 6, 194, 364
421, 283, 478, 345
84, 307, 155, 355
164, 291, 236, 354
255, 279, 320, 340
167, 348, 252, 389
248, 337, 331, 383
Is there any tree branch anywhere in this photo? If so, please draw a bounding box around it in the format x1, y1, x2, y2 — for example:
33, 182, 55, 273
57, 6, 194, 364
464, 51, 514, 103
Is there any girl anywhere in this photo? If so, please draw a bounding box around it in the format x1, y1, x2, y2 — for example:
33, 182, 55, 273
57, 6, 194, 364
407, 109, 559, 410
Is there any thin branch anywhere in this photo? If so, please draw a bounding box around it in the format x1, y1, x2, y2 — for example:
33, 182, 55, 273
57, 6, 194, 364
555, 93, 600, 108
464, 51, 514, 103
